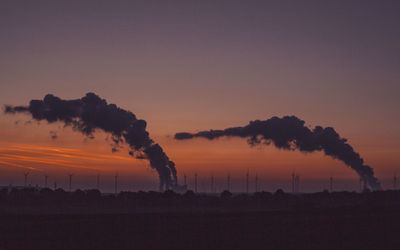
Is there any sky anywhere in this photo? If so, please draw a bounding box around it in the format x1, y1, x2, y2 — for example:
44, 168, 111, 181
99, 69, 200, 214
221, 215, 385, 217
0, 0, 399, 192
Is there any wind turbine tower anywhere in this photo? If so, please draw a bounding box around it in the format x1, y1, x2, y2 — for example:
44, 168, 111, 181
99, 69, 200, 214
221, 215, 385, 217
246, 169, 249, 194
69, 174, 73, 192
291, 172, 296, 193
295, 175, 300, 193
210, 175, 214, 193
255, 173, 258, 193
24, 172, 29, 187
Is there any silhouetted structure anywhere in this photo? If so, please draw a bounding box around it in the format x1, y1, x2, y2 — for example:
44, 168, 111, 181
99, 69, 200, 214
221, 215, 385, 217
210, 175, 214, 193
359, 177, 367, 192
246, 169, 249, 194
255, 174, 258, 193
175, 115, 382, 190
359, 177, 363, 192
24, 172, 29, 187
114, 174, 118, 195
5, 93, 179, 191
291, 173, 296, 193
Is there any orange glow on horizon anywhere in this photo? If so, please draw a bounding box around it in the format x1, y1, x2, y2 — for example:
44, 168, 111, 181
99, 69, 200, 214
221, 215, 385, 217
0, 113, 399, 191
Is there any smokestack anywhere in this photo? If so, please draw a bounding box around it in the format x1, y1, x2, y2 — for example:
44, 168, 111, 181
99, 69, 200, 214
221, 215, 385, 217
175, 116, 381, 190
359, 177, 363, 192
4, 93, 178, 191
363, 176, 367, 191
329, 176, 333, 192
184, 174, 187, 186
24, 172, 29, 187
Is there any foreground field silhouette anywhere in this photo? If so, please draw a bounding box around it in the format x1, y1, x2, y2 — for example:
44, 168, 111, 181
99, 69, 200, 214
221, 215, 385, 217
1, 188, 400, 249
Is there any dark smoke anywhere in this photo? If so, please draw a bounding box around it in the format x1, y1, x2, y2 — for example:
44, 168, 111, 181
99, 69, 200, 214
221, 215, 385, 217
4, 93, 177, 191
175, 116, 381, 190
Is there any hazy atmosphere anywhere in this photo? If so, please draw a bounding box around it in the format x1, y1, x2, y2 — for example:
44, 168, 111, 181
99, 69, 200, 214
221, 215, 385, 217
1, 0, 399, 192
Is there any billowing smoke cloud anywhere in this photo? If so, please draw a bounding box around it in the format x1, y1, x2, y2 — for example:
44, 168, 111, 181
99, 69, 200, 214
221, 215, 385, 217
4, 93, 177, 191
175, 116, 381, 190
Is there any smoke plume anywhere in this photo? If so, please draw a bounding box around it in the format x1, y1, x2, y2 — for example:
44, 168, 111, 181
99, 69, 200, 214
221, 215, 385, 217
4, 93, 177, 191
175, 116, 381, 190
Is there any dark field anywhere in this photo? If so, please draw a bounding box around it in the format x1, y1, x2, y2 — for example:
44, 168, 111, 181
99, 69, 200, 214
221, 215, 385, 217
1, 189, 400, 250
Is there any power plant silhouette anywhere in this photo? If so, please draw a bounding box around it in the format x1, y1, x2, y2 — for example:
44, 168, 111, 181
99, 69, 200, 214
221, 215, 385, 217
175, 116, 382, 190
4, 93, 180, 191
4, 94, 388, 194
1, 168, 398, 195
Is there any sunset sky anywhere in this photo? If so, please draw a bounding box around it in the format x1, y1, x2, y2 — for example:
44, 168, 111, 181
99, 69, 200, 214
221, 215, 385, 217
1, 1, 399, 192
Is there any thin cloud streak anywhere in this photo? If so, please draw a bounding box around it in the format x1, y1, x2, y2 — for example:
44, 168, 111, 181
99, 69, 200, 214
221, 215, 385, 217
0, 143, 134, 162
0, 142, 138, 172
0, 159, 42, 172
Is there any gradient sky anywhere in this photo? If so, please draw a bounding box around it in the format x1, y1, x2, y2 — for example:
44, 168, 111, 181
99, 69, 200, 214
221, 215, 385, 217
1, 0, 399, 192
